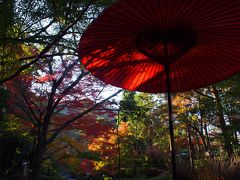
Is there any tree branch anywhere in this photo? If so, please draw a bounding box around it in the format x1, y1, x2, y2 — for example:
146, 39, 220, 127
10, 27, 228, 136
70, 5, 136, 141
46, 89, 123, 145
52, 71, 89, 111
194, 90, 215, 100
22, 93, 40, 125
14, 53, 76, 63
0, 0, 93, 84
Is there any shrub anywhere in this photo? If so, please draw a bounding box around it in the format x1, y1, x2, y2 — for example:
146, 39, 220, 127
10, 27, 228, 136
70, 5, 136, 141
177, 155, 240, 180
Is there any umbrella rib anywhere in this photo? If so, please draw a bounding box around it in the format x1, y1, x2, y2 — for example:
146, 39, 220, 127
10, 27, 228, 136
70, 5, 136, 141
189, 49, 228, 85
116, 0, 151, 25
118, 58, 148, 91
176, 0, 207, 25
195, 43, 240, 68
137, 61, 156, 92
152, 63, 163, 93
191, 1, 239, 27
187, 0, 229, 24
171, 64, 181, 92
88, 48, 134, 77
106, 3, 147, 26
128, 61, 150, 91
178, 50, 210, 90
180, 59, 201, 91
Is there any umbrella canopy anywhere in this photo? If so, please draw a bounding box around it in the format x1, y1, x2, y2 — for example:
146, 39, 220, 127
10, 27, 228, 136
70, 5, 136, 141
79, 0, 240, 93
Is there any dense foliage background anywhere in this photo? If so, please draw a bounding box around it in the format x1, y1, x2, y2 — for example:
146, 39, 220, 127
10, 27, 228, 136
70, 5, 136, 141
0, 0, 239, 179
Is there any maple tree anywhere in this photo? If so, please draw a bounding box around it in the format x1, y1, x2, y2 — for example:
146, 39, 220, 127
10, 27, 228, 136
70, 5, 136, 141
4, 55, 121, 179
1, 1, 118, 178
87, 121, 129, 176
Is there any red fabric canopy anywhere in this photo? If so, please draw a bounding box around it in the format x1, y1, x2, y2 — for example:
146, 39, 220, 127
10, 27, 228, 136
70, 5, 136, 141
79, 0, 240, 93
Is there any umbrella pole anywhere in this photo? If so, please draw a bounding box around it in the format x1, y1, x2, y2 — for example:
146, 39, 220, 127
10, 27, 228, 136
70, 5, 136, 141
165, 65, 177, 180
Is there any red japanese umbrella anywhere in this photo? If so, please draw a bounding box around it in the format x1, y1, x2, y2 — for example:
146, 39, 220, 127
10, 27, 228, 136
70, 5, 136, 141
79, 0, 240, 179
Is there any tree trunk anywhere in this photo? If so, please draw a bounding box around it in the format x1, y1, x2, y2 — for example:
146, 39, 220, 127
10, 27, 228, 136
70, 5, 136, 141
199, 105, 204, 135
132, 140, 140, 180
30, 136, 46, 180
30, 121, 49, 180
116, 111, 121, 179
212, 86, 233, 157
233, 129, 239, 146
187, 122, 208, 154
187, 125, 194, 169
203, 121, 212, 156
198, 98, 212, 156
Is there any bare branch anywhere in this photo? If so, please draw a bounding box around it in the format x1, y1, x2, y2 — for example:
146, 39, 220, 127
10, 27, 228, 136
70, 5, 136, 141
46, 89, 123, 145
55, 59, 79, 87
94, 85, 107, 103
15, 53, 76, 63
22, 93, 40, 125
52, 71, 89, 111
43, 144, 69, 160
194, 90, 215, 100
